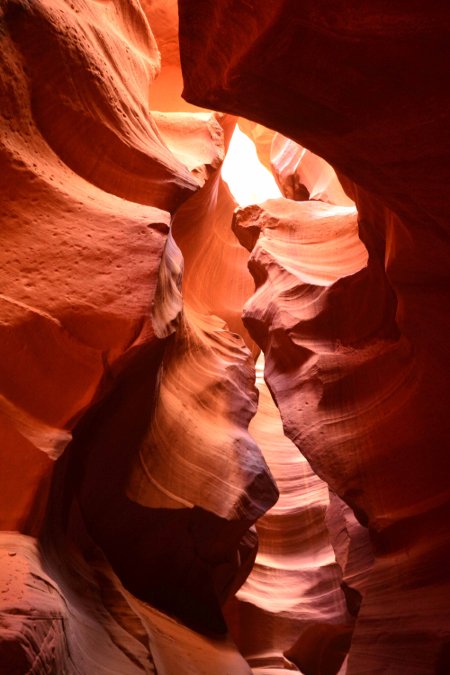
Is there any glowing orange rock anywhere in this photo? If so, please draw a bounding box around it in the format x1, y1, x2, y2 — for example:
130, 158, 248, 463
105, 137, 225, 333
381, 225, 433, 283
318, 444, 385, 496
225, 356, 350, 673
271, 134, 354, 206
2, 0, 450, 672
179, 3, 450, 669
0, 1, 263, 670
234, 194, 450, 672
0, 0, 193, 534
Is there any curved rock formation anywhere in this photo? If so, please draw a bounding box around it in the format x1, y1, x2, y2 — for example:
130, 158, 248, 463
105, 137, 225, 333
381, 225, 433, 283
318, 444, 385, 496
0, 0, 183, 535
129, 308, 274, 521
0, 529, 255, 675
140, 0, 204, 113
225, 356, 350, 675
5, 0, 198, 209
271, 134, 354, 207
179, 3, 450, 671
2, 0, 450, 673
232, 192, 450, 671
0, 0, 275, 670
171, 118, 268, 350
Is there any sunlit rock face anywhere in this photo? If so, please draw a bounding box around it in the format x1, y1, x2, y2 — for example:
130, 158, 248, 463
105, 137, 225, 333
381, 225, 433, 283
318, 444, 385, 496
271, 135, 354, 207
179, 2, 450, 672
171, 118, 259, 348
0, 0, 275, 671
5, 0, 197, 209
2, 0, 450, 673
224, 356, 351, 675
0, 0, 182, 536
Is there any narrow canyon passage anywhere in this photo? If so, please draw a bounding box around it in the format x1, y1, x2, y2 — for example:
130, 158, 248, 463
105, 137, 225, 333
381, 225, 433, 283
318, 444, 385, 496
1, 2, 450, 674
166, 116, 369, 672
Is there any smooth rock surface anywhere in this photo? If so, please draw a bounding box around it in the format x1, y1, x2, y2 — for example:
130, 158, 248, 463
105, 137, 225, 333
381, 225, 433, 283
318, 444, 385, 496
0, 531, 254, 674
179, 4, 450, 670
0, 0, 272, 669
225, 356, 350, 674
271, 135, 354, 206
0, 0, 181, 533
234, 195, 450, 672
2, 1, 450, 672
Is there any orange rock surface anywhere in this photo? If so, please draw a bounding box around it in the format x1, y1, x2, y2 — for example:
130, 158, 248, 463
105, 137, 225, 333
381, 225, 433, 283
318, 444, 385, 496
2, 0, 450, 673
179, 1, 450, 671
0, 0, 274, 670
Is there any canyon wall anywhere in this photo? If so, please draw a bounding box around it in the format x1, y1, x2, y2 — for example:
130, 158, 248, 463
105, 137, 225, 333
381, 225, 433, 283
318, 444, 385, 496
1, 0, 449, 673
178, 2, 450, 673
0, 1, 275, 671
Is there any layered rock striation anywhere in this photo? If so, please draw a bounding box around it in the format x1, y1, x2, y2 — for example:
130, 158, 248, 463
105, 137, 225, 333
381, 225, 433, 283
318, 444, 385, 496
225, 356, 351, 675
1, 1, 450, 673
178, 2, 450, 670
0, 1, 276, 671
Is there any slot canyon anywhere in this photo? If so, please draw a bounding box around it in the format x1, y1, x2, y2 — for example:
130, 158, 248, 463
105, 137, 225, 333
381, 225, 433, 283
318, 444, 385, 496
1, 1, 449, 673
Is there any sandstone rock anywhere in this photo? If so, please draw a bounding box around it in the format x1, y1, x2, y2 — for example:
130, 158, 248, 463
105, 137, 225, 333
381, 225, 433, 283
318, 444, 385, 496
234, 195, 450, 672
225, 356, 349, 673
2, 0, 450, 672
325, 491, 374, 618
178, 1, 450, 230
140, 0, 205, 113
128, 308, 277, 521
172, 118, 259, 348
5, 0, 198, 209
0, 0, 263, 666
153, 111, 225, 188
0, 0, 208, 534
0, 531, 254, 674
238, 119, 276, 172
271, 135, 354, 206
180, 4, 450, 669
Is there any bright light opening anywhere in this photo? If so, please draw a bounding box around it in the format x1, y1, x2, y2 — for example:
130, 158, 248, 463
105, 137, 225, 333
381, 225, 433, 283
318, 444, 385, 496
221, 123, 282, 206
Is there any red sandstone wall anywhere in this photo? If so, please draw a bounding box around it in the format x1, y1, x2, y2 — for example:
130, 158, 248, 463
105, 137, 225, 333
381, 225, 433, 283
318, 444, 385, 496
1, 1, 449, 673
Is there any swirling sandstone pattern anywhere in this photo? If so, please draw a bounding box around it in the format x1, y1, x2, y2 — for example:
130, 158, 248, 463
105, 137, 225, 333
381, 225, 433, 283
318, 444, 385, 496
2, 0, 450, 673
0, 0, 180, 535
225, 356, 351, 675
271, 135, 354, 207
178, 2, 450, 669
0, 0, 275, 671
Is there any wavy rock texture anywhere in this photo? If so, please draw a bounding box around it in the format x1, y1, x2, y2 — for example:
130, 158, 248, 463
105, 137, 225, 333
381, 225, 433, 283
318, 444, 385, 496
271, 135, 354, 207
325, 491, 374, 619
179, 3, 450, 671
0, 0, 276, 671
0, 531, 254, 675
225, 356, 351, 675
0, 532, 158, 675
5, 0, 198, 209
171, 118, 267, 350
2, 0, 450, 673
153, 110, 225, 187
233, 194, 450, 672
0, 0, 185, 534
129, 309, 275, 521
